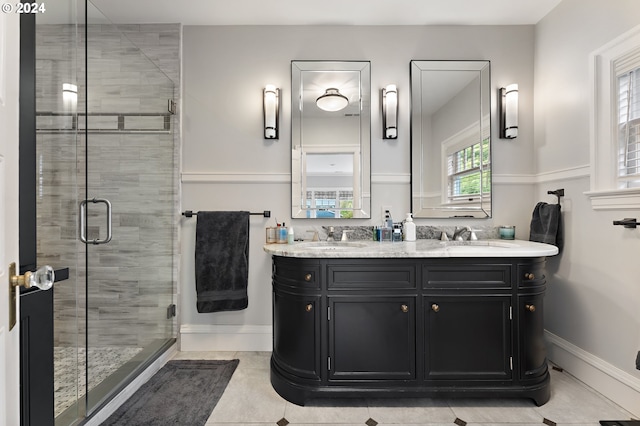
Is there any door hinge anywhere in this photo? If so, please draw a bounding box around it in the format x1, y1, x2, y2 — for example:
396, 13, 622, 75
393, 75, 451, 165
167, 303, 176, 319
328, 356, 331, 371
510, 356, 513, 371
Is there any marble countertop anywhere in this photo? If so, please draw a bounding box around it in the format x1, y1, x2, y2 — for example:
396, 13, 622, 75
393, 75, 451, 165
263, 239, 559, 258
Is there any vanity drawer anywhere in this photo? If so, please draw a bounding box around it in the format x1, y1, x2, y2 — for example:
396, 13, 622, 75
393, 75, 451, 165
517, 260, 546, 287
423, 264, 511, 289
273, 257, 320, 289
327, 262, 416, 289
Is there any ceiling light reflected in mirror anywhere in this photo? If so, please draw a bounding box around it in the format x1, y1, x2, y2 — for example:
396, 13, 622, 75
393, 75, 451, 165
316, 88, 349, 112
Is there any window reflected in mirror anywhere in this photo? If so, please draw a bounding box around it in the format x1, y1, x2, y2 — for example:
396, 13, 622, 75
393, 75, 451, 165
410, 60, 492, 218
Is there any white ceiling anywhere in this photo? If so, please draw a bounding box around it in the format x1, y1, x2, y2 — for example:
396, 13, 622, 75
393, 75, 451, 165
86, 0, 562, 26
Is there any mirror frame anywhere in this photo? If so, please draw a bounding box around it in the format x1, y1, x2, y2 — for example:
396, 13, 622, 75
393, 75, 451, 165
291, 60, 371, 219
410, 60, 492, 218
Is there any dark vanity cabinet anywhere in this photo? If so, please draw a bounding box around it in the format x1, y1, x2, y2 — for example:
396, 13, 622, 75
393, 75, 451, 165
272, 258, 321, 380
271, 256, 550, 406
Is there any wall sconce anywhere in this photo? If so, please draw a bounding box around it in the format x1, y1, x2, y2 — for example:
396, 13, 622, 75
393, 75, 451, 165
62, 83, 78, 109
316, 88, 349, 112
264, 85, 279, 139
382, 84, 398, 139
500, 83, 518, 139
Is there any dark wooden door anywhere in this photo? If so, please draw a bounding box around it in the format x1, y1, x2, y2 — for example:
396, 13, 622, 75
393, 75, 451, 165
329, 296, 416, 380
19, 287, 54, 426
518, 294, 547, 379
425, 295, 512, 380
273, 291, 320, 379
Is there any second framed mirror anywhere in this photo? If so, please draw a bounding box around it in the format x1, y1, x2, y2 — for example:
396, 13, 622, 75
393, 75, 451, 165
410, 60, 492, 218
291, 61, 371, 219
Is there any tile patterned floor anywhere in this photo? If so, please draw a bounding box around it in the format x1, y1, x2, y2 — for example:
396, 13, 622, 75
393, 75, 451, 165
54, 346, 143, 417
171, 351, 637, 426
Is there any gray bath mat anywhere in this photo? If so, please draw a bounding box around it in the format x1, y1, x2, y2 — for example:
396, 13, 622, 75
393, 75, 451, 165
102, 359, 239, 426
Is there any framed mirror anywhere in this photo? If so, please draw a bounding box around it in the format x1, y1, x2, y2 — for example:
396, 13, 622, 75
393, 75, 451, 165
410, 60, 491, 218
291, 61, 371, 219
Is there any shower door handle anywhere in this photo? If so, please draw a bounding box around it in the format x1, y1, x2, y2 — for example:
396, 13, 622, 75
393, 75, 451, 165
79, 198, 112, 244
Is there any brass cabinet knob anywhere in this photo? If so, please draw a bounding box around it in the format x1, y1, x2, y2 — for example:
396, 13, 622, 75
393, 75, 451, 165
401, 304, 409, 313
524, 273, 535, 280
304, 273, 312, 282
431, 303, 440, 313
525, 304, 536, 312
305, 304, 313, 312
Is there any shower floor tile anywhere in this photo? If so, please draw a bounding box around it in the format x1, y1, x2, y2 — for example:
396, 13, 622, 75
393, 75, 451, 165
54, 346, 142, 417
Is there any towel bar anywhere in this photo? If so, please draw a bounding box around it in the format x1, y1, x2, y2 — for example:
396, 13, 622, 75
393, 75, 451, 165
182, 210, 271, 218
612, 218, 637, 229
547, 189, 564, 204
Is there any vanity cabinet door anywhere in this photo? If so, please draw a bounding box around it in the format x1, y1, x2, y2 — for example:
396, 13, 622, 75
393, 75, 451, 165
425, 295, 512, 381
518, 294, 547, 379
328, 296, 416, 381
272, 291, 320, 380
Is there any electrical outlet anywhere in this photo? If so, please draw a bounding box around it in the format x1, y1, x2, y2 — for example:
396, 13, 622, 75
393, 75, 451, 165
381, 205, 392, 221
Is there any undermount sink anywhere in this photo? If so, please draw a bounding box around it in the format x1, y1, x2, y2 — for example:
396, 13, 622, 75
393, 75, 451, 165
301, 241, 368, 250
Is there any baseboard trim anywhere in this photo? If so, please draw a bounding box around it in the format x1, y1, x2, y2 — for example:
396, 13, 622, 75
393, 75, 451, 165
545, 330, 640, 417
180, 324, 272, 352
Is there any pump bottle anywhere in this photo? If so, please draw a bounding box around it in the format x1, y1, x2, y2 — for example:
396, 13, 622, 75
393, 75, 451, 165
403, 213, 416, 241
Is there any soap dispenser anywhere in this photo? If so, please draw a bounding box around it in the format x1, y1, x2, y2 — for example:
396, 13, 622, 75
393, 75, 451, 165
403, 213, 416, 241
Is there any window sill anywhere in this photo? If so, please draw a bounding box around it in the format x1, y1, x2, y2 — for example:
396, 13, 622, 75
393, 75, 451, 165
584, 187, 640, 210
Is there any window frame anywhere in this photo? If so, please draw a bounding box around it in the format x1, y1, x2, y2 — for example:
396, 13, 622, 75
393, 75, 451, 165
587, 24, 640, 210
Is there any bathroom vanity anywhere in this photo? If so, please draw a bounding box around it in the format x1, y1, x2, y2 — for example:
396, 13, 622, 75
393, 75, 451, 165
263, 239, 558, 406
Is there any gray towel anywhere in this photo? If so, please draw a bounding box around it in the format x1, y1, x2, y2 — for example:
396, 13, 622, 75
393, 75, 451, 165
195, 211, 249, 313
529, 202, 563, 251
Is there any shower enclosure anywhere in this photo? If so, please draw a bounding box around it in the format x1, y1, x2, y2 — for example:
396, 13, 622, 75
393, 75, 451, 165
35, 2, 178, 424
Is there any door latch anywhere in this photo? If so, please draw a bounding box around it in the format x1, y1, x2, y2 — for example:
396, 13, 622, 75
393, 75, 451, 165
8, 263, 54, 330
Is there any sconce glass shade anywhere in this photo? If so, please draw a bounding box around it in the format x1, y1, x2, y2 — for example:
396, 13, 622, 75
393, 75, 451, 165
62, 83, 78, 109
316, 88, 349, 112
501, 83, 518, 139
382, 84, 398, 139
264, 85, 279, 139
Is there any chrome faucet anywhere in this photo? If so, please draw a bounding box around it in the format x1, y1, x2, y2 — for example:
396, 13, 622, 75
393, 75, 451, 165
326, 226, 335, 241
453, 226, 471, 241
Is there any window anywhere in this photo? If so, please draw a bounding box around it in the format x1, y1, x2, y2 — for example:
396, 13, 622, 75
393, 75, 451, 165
305, 190, 354, 218
447, 138, 491, 202
587, 24, 640, 209
617, 68, 640, 186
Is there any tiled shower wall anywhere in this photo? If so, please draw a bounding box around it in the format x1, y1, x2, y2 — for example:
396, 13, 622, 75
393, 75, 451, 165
36, 23, 180, 348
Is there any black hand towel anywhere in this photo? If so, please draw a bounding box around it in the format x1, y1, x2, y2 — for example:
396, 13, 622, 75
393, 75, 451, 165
195, 211, 249, 313
529, 202, 563, 252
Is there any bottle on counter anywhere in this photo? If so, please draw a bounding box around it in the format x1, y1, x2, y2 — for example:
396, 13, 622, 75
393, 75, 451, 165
287, 226, 295, 244
384, 210, 393, 229
393, 226, 403, 242
403, 213, 416, 241
277, 222, 288, 244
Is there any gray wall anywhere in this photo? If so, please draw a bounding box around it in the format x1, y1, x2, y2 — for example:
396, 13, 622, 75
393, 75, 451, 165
533, 0, 640, 410
181, 25, 536, 330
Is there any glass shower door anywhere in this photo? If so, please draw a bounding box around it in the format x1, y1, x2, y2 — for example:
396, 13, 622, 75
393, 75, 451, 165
37, 2, 176, 424
83, 1, 177, 416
